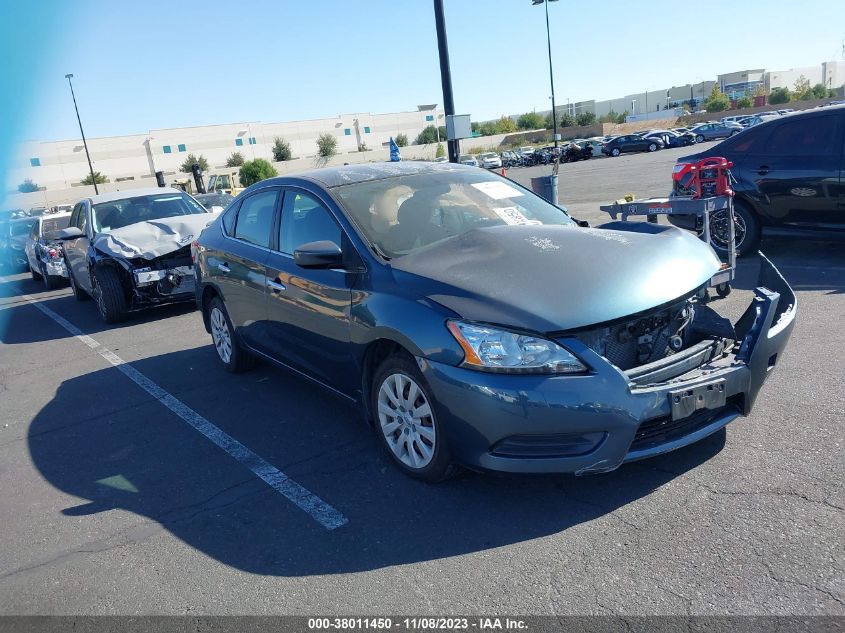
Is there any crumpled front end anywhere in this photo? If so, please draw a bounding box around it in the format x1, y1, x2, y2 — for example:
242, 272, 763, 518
419, 254, 796, 474
125, 244, 196, 307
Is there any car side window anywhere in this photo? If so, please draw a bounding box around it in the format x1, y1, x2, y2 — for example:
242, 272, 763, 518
279, 192, 342, 255
221, 200, 240, 235
760, 116, 839, 157
76, 204, 88, 235
233, 189, 278, 248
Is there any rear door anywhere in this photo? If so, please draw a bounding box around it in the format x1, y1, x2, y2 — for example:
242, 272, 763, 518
209, 187, 280, 348
263, 188, 358, 395
745, 113, 843, 227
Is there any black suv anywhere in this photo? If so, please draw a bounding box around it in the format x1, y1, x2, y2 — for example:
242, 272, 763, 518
670, 105, 845, 255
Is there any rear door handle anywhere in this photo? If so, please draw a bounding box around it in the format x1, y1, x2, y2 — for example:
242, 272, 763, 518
266, 279, 286, 292
217, 262, 230, 273
757, 165, 769, 176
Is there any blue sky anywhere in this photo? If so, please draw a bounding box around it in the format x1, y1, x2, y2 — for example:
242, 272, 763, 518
13, 0, 845, 142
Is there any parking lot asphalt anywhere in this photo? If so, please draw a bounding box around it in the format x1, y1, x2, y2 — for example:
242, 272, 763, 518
0, 150, 843, 615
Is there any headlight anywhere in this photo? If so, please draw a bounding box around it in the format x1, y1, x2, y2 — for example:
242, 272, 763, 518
446, 320, 587, 374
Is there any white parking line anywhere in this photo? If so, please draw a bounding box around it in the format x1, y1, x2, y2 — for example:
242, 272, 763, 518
6, 285, 348, 530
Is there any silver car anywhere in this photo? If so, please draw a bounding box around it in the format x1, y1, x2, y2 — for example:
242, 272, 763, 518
477, 152, 502, 169
689, 122, 743, 143
25, 212, 73, 289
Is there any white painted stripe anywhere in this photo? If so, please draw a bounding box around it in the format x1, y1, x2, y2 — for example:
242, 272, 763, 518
9, 286, 348, 530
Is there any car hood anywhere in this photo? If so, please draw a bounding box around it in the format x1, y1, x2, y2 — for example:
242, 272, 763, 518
92, 213, 220, 260
390, 223, 721, 333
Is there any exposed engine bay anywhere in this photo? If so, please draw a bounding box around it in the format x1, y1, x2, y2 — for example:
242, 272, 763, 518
127, 244, 195, 302
574, 291, 736, 372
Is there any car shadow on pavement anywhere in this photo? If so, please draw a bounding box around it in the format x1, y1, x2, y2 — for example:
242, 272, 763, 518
26, 347, 727, 577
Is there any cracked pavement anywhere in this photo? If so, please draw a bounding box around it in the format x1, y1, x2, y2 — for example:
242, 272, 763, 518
0, 148, 843, 615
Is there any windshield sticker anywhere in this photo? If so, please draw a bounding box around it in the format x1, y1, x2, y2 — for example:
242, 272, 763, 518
471, 181, 525, 200
492, 207, 542, 226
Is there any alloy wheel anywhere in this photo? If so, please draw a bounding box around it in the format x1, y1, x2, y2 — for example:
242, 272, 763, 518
92, 277, 106, 318
210, 306, 233, 364
709, 209, 747, 250
377, 372, 436, 469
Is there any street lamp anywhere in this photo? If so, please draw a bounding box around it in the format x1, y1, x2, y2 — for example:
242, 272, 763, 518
532, 0, 560, 148
64, 73, 99, 194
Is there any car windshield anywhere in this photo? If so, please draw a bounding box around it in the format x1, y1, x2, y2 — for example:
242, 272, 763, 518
479, 153, 496, 159
333, 168, 575, 258
195, 193, 235, 209
91, 192, 207, 232
459, 155, 473, 161
12, 219, 37, 236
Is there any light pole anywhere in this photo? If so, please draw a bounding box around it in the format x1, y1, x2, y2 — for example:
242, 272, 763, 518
533, 0, 560, 148
433, 0, 459, 163
631, 99, 637, 115
64, 74, 99, 194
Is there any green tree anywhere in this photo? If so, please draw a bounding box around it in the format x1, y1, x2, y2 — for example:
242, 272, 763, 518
811, 83, 833, 99
704, 85, 730, 112
736, 96, 753, 109
395, 133, 408, 147
792, 75, 813, 100
435, 143, 445, 158
414, 125, 437, 144
769, 87, 791, 104
225, 152, 245, 167
576, 112, 597, 126
494, 116, 517, 134
477, 122, 497, 136
316, 133, 337, 158
18, 179, 38, 193
517, 111, 545, 130
179, 153, 209, 173
81, 171, 108, 185
272, 137, 292, 161
238, 159, 278, 187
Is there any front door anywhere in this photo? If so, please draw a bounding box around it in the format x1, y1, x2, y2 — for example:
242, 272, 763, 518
263, 189, 357, 395
65, 202, 92, 292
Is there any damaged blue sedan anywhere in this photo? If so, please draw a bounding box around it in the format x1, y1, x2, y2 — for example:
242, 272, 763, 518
194, 162, 796, 481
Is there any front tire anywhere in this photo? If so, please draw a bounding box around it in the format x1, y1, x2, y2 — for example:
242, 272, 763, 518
648, 143, 658, 152
696, 134, 705, 143
207, 296, 256, 373
372, 354, 456, 482
92, 266, 128, 324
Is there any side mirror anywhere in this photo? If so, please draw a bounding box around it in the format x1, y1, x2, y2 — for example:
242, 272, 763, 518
50, 227, 84, 240
293, 240, 344, 269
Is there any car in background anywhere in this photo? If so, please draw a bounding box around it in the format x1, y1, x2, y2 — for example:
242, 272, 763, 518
500, 150, 520, 167
193, 161, 795, 481
24, 211, 72, 289
777, 109, 794, 115
517, 146, 535, 157
195, 192, 235, 211
688, 122, 743, 143
643, 129, 695, 148
581, 137, 606, 156
458, 154, 479, 167
741, 113, 780, 129
670, 105, 845, 256
4, 217, 38, 270
602, 134, 664, 156
477, 152, 502, 169
57, 188, 215, 323
432, 156, 449, 163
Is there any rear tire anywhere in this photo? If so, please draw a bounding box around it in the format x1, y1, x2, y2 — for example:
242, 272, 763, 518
611, 148, 620, 157
44, 271, 63, 290
648, 143, 658, 152
92, 266, 128, 324
696, 134, 705, 143
708, 200, 761, 258
371, 354, 457, 482
30, 263, 42, 281
207, 296, 256, 373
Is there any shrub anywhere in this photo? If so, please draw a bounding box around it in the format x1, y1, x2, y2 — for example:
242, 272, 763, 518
576, 112, 597, 126
81, 171, 108, 185
395, 133, 408, 147
238, 159, 278, 187
736, 96, 753, 109
494, 116, 517, 134
179, 154, 209, 173
769, 87, 790, 104
811, 83, 833, 99
272, 137, 292, 162
704, 85, 730, 112
517, 112, 545, 130
18, 179, 38, 193
225, 152, 245, 167
414, 125, 440, 145
316, 133, 337, 158
435, 143, 445, 158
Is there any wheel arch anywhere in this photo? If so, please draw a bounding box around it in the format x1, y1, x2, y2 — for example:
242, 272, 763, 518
359, 337, 419, 426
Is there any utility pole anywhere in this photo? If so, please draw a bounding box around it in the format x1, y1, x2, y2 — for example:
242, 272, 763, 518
433, 0, 459, 163
65, 74, 98, 195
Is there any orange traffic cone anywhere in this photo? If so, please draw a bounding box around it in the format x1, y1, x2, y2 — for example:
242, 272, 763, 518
501, 165, 506, 177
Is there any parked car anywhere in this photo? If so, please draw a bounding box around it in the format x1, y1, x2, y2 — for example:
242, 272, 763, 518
194, 162, 795, 481
195, 192, 235, 211
458, 154, 479, 167
4, 217, 38, 270
688, 122, 743, 143
432, 156, 449, 163
643, 129, 695, 148
777, 109, 794, 115
24, 211, 73, 289
500, 150, 520, 167
602, 134, 665, 156
670, 105, 845, 256
582, 137, 606, 155
477, 152, 503, 169
518, 146, 535, 157
741, 114, 780, 129
57, 188, 215, 323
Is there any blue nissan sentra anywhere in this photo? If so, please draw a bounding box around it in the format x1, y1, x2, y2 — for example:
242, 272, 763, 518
193, 162, 796, 481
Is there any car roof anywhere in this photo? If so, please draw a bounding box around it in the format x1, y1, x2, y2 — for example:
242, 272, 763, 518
85, 187, 184, 204
262, 161, 477, 189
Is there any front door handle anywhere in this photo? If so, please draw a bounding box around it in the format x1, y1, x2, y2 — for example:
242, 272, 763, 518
266, 279, 286, 293
217, 262, 230, 273
757, 165, 770, 176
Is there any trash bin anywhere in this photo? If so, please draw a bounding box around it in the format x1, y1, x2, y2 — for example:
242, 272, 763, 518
531, 175, 558, 205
